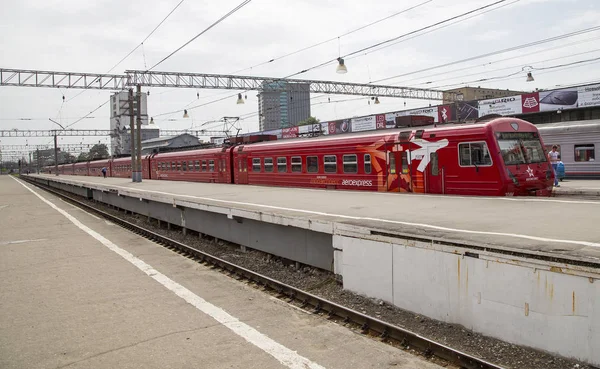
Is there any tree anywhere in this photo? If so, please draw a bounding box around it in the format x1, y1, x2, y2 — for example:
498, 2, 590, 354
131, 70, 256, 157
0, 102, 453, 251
77, 152, 88, 162
297, 116, 320, 126
87, 144, 109, 160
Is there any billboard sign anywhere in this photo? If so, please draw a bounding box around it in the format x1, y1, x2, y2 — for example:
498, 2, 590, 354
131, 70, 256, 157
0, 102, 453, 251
282, 126, 299, 138
478, 95, 522, 116
539, 88, 578, 112
328, 119, 351, 135
351, 115, 376, 132
578, 83, 600, 108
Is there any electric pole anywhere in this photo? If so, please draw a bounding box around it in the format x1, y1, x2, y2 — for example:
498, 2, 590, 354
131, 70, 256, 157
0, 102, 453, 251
54, 131, 58, 176
136, 84, 143, 182
128, 88, 136, 182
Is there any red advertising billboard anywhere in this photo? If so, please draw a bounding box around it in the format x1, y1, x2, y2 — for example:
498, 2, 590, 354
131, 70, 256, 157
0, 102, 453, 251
281, 126, 299, 138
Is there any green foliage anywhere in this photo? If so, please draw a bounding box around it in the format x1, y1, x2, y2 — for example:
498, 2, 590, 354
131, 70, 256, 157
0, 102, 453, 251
87, 144, 109, 160
297, 116, 320, 126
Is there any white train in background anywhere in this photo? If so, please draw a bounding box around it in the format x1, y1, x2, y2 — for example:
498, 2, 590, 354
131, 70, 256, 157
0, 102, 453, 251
537, 119, 599, 179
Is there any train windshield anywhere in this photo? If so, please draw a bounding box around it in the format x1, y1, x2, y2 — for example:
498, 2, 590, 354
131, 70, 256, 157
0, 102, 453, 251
496, 132, 546, 165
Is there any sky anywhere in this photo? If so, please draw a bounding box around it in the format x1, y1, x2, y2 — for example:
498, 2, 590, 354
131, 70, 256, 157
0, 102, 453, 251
1, 0, 599, 158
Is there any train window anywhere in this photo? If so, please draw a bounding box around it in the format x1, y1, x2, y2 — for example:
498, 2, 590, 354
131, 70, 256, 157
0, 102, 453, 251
264, 158, 273, 172
277, 157, 287, 173
177, 162, 182, 171
430, 153, 439, 176
291, 156, 302, 172
202, 160, 207, 172
172, 162, 176, 171
364, 154, 371, 174
195, 161, 200, 171
182, 162, 187, 171
343, 154, 357, 173
401, 152, 409, 174
458, 142, 492, 166
209, 160, 215, 172
389, 152, 396, 174
307, 156, 318, 173
252, 158, 261, 172
574, 144, 595, 162
324, 155, 337, 173
189, 161, 194, 171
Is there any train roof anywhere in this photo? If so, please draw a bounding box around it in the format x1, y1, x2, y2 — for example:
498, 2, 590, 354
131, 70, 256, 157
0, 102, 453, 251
151, 147, 225, 159
536, 119, 600, 132
238, 117, 535, 150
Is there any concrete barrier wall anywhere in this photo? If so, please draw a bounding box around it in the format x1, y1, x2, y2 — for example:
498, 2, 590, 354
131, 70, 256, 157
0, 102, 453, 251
90, 188, 333, 271
334, 234, 600, 365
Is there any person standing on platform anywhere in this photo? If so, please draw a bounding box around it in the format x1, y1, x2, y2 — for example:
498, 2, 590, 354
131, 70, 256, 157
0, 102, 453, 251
101, 167, 107, 178
548, 145, 560, 187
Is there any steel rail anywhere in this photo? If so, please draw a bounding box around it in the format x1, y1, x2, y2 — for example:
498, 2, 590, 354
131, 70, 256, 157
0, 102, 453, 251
22, 176, 505, 369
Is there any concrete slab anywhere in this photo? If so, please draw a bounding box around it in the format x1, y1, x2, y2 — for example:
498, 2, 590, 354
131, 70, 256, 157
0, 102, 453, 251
28, 174, 600, 264
0, 176, 442, 369
554, 179, 600, 197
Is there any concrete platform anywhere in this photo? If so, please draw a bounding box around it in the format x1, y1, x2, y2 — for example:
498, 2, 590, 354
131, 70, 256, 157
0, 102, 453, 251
554, 179, 600, 198
0, 175, 442, 369
28, 174, 600, 264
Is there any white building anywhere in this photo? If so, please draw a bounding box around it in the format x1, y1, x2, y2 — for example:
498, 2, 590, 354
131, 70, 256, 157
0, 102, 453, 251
109, 91, 158, 156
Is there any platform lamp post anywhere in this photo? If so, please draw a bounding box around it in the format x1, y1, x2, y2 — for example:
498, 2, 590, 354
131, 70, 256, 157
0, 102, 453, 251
49, 119, 65, 176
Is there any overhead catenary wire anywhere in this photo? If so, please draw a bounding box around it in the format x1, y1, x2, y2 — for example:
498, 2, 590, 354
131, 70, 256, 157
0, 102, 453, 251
372, 25, 600, 84
427, 56, 600, 90
230, 0, 433, 74
151, 0, 515, 121
404, 47, 600, 88
284, 0, 510, 78
388, 35, 600, 87
148, 0, 252, 71
61, 0, 187, 132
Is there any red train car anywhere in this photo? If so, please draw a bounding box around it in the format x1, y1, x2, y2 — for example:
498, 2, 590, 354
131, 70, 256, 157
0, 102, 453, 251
89, 159, 111, 177
50, 117, 553, 197
111, 157, 134, 178
73, 161, 88, 176
150, 148, 231, 183
232, 117, 553, 196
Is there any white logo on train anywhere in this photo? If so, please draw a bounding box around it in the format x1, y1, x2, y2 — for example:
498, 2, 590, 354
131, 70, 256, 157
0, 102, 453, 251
342, 179, 372, 187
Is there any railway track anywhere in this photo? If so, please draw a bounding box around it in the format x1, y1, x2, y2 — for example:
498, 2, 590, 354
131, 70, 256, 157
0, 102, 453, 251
23, 176, 505, 369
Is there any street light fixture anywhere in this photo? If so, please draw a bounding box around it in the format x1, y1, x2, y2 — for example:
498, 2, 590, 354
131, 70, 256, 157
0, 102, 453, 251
336, 57, 347, 74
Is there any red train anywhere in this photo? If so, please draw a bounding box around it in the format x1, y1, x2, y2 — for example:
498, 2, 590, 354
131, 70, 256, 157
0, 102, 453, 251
47, 117, 555, 197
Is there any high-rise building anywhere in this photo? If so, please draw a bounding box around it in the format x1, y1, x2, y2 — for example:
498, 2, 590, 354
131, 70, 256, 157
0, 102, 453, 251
258, 82, 310, 131
443, 86, 526, 104
109, 91, 159, 156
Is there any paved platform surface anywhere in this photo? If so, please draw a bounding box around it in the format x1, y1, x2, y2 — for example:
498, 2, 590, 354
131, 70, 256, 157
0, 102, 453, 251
554, 179, 600, 197
28, 174, 600, 264
0, 175, 442, 369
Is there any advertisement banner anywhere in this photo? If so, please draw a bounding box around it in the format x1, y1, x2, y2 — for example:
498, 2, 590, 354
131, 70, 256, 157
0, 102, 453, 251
375, 114, 386, 129
298, 124, 324, 136
282, 126, 299, 138
385, 113, 399, 128
437, 104, 455, 123
539, 88, 578, 112
400, 106, 439, 121
521, 92, 540, 114
327, 119, 351, 135
455, 100, 479, 121
578, 83, 600, 108
351, 115, 376, 132
478, 95, 522, 116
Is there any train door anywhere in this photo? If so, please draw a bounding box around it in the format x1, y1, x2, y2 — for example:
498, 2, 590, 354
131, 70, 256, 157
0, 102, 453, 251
386, 144, 401, 192
426, 148, 443, 194
237, 153, 248, 184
